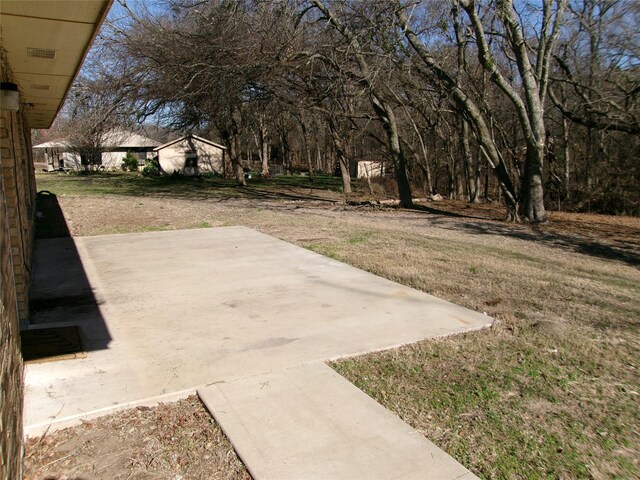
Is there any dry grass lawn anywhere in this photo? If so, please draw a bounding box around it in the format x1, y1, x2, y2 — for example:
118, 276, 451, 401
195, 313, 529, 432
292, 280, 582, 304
25, 172, 640, 479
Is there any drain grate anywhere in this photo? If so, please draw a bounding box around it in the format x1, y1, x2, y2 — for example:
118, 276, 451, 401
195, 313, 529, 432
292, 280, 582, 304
21, 326, 86, 363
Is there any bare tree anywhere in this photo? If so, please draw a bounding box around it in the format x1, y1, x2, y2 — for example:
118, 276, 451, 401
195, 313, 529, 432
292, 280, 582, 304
60, 77, 130, 171
309, 0, 415, 206
89, 0, 637, 216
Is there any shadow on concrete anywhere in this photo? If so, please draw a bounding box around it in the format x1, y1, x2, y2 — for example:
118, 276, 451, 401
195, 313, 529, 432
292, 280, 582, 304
431, 218, 640, 267
23, 191, 111, 359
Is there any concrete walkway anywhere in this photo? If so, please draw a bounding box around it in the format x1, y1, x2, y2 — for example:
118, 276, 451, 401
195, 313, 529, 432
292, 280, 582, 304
199, 363, 476, 480
25, 227, 490, 478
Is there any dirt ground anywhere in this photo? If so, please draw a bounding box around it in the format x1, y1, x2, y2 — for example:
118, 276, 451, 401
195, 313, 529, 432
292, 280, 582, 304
24, 174, 640, 479
24, 396, 249, 480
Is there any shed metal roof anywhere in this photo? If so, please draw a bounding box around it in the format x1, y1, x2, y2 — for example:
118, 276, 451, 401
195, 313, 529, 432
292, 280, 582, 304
154, 134, 226, 152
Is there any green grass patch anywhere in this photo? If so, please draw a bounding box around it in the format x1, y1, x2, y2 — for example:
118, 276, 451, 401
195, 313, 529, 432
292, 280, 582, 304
348, 231, 375, 245
35, 171, 345, 200
333, 325, 639, 479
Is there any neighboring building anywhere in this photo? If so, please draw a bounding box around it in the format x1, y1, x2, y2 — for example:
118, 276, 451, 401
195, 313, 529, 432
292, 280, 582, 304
0, 1, 112, 478
155, 134, 226, 176
33, 129, 159, 171
357, 160, 385, 178
32, 139, 66, 170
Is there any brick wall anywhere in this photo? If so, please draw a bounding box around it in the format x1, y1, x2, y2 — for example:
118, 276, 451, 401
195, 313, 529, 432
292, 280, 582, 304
0, 56, 36, 480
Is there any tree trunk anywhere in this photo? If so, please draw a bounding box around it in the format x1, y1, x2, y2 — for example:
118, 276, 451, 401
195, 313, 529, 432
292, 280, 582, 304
226, 132, 245, 186
224, 107, 246, 186
447, 156, 455, 199
520, 142, 546, 222
328, 117, 351, 194
562, 116, 570, 201
299, 117, 314, 180
371, 95, 413, 208
403, 107, 433, 194
453, 2, 472, 201
395, 149, 413, 207
418, 137, 434, 195
261, 142, 269, 176
259, 118, 269, 176
280, 126, 290, 175
471, 151, 481, 203
461, 120, 474, 201
316, 143, 322, 172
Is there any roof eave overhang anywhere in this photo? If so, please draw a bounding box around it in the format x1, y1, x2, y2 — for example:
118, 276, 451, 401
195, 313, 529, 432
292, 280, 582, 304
0, 0, 113, 129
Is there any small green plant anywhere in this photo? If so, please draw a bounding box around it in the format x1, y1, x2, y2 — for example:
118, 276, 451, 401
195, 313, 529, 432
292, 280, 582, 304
142, 159, 160, 176
121, 152, 139, 172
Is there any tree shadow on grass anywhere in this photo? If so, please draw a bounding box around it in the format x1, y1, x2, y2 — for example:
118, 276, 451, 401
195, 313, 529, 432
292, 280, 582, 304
227, 185, 340, 204
431, 218, 640, 267
56, 173, 344, 204
410, 203, 490, 221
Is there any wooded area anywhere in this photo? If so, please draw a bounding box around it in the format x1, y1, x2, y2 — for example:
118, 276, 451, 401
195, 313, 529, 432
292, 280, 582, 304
39, 0, 639, 221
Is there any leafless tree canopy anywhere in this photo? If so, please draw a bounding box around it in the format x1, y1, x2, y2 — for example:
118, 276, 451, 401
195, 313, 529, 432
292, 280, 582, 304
50, 0, 640, 219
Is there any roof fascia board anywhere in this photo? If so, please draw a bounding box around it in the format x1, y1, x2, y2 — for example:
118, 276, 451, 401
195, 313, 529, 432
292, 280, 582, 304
154, 134, 227, 152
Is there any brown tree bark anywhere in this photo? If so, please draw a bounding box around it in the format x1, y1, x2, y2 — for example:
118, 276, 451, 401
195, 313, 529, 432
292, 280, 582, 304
223, 106, 246, 186
327, 116, 352, 194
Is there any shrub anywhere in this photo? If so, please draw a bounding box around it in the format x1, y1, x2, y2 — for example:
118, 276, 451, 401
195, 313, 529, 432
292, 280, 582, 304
142, 159, 160, 176
121, 152, 139, 172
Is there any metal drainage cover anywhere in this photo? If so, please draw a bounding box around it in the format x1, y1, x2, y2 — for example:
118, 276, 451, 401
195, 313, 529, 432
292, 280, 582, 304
21, 326, 86, 363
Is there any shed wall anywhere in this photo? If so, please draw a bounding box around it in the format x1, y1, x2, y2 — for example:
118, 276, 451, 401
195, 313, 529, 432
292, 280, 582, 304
158, 138, 224, 175
357, 161, 384, 178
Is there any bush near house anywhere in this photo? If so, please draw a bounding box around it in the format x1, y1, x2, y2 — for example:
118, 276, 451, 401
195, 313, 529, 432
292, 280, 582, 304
142, 159, 160, 176
121, 152, 139, 172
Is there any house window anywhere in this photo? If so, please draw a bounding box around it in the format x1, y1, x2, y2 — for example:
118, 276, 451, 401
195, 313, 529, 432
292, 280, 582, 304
185, 153, 198, 168
81, 154, 102, 166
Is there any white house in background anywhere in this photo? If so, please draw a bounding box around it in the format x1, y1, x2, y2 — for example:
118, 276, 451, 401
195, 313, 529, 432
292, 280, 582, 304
357, 160, 385, 178
33, 129, 159, 171
154, 134, 226, 176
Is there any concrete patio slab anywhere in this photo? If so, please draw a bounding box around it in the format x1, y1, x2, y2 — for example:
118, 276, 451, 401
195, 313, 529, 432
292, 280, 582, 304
199, 362, 476, 480
25, 226, 490, 478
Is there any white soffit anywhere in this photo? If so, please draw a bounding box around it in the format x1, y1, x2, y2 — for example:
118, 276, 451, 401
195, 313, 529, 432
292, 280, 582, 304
0, 0, 112, 129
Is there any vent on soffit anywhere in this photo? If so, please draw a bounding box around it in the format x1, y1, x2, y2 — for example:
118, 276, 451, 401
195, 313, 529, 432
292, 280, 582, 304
27, 48, 57, 59
31, 85, 50, 91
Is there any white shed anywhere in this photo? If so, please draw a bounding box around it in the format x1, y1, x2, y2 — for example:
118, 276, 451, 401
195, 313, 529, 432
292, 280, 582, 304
357, 160, 384, 178
154, 135, 226, 176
